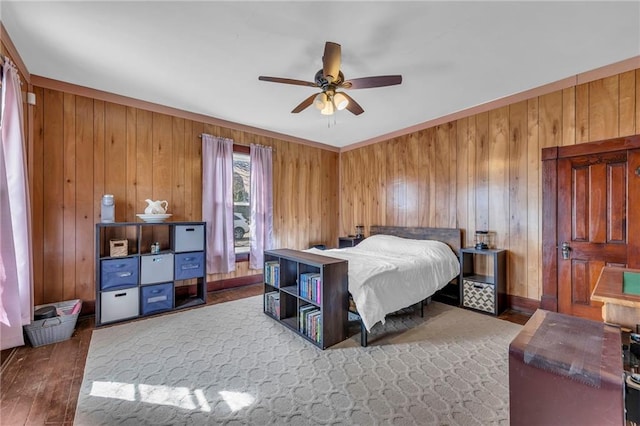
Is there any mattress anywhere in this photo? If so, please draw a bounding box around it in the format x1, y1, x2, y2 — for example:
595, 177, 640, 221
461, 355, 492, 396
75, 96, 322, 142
306, 234, 460, 331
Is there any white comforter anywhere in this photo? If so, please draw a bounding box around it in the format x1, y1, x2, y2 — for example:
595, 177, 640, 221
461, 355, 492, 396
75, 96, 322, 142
306, 234, 460, 332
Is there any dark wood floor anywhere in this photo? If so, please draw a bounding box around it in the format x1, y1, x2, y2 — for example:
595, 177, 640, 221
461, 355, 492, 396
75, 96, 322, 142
0, 284, 530, 425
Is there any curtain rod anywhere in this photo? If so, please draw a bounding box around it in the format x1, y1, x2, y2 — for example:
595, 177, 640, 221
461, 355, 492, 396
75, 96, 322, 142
0, 56, 25, 90
198, 134, 275, 152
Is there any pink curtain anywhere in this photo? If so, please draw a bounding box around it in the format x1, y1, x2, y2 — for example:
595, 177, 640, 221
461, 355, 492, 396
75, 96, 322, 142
249, 144, 273, 269
202, 134, 236, 273
0, 58, 33, 350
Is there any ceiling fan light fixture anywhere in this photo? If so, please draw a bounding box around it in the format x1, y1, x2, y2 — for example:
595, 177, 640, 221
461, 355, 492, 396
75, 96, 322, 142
314, 93, 328, 110
320, 101, 335, 115
333, 92, 349, 110
259, 42, 401, 118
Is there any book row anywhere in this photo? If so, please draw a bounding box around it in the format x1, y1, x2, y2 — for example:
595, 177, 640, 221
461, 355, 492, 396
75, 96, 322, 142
264, 261, 280, 287
264, 291, 280, 318
299, 272, 322, 304
299, 305, 322, 343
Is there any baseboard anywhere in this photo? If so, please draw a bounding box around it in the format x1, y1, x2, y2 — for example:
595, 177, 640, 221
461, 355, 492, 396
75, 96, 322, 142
207, 274, 263, 292
81, 300, 95, 317
507, 295, 540, 314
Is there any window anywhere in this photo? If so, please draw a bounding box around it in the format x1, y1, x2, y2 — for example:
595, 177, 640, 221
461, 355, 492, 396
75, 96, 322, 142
232, 146, 250, 256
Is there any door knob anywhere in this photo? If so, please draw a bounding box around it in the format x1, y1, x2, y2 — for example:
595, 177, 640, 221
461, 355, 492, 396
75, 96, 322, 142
561, 242, 571, 260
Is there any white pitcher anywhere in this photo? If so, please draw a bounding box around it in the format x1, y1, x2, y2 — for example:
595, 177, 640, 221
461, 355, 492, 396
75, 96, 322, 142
144, 199, 168, 214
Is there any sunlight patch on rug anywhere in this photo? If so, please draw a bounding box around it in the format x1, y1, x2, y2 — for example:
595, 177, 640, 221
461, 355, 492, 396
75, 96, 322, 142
90, 381, 136, 402
219, 390, 255, 412
90, 381, 215, 412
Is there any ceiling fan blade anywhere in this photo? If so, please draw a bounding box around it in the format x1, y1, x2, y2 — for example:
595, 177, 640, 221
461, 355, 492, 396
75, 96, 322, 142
291, 93, 317, 113
339, 92, 364, 115
322, 42, 341, 83
341, 75, 402, 90
259, 76, 317, 88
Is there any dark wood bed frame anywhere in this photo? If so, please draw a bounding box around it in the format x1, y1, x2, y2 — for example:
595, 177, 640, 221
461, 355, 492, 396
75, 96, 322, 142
352, 226, 462, 346
369, 226, 462, 256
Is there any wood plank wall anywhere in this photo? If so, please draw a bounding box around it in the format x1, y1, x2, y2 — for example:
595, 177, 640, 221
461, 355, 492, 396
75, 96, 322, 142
340, 69, 640, 302
11, 27, 639, 309
30, 86, 339, 306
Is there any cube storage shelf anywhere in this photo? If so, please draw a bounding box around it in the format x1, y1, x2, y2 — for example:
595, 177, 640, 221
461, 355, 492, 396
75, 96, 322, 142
95, 221, 206, 326
263, 249, 348, 349
460, 247, 506, 315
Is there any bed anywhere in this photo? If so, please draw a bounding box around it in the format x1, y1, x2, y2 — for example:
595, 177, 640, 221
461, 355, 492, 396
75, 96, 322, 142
306, 226, 461, 346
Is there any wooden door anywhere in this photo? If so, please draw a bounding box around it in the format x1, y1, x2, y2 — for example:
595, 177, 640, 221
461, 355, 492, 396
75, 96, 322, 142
557, 151, 628, 319
542, 135, 640, 320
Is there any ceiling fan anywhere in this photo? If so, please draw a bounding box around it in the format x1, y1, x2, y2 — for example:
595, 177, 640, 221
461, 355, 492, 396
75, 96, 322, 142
258, 42, 402, 116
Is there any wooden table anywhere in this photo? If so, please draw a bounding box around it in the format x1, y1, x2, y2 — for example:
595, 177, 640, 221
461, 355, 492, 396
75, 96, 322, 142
591, 266, 640, 330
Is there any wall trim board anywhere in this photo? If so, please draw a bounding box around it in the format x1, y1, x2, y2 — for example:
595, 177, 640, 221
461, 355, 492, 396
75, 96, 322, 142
555, 134, 640, 158
79, 300, 95, 318
30, 74, 340, 153
576, 56, 640, 85
541, 151, 559, 313
341, 55, 640, 153
507, 295, 540, 315
206, 274, 263, 292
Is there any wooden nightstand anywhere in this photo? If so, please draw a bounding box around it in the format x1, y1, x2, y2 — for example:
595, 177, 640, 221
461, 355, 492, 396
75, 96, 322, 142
338, 236, 364, 248
460, 247, 506, 315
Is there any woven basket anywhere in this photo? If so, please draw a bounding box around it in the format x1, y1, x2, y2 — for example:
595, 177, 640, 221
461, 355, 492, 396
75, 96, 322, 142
109, 239, 128, 257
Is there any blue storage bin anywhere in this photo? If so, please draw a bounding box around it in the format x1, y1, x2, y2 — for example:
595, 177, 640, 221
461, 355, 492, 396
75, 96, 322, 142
141, 282, 173, 315
100, 257, 139, 290
174, 252, 205, 280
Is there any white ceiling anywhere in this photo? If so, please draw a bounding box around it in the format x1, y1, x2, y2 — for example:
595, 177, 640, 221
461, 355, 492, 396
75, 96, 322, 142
3, 1, 640, 148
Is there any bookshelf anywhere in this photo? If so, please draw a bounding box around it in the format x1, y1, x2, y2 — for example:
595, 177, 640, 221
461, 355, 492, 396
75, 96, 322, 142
95, 221, 206, 326
263, 249, 348, 349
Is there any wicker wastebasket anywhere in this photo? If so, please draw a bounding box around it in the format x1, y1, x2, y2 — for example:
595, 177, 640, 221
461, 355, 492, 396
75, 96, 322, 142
23, 299, 82, 347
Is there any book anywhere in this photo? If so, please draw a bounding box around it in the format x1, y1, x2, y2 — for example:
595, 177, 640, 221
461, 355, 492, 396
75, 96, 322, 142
308, 310, 322, 342
299, 272, 321, 302
299, 304, 317, 333
310, 275, 322, 304
264, 261, 280, 287
264, 291, 280, 318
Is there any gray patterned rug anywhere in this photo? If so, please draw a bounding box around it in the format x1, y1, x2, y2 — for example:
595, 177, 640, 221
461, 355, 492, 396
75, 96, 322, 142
74, 296, 522, 425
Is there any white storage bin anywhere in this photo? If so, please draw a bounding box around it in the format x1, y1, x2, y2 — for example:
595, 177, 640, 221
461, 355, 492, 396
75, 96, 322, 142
140, 253, 174, 285
101, 287, 139, 323
174, 225, 204, 253
462, 280, 496, 314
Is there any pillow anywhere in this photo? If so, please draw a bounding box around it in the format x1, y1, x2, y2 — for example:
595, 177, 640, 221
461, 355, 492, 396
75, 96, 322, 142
356, 234, 451, 257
